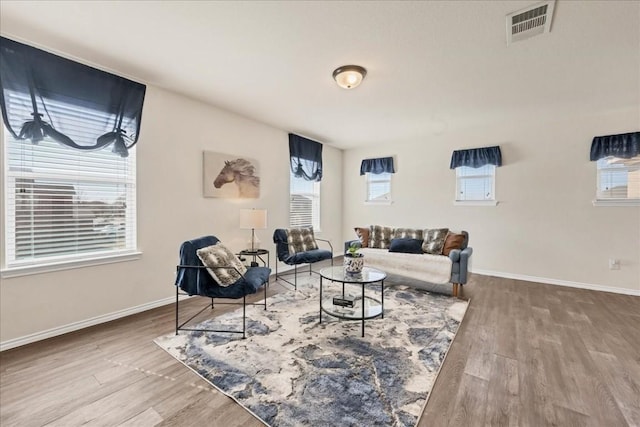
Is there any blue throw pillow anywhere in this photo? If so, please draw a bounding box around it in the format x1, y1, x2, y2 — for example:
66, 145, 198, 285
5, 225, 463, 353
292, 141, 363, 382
388, 238, 423, 254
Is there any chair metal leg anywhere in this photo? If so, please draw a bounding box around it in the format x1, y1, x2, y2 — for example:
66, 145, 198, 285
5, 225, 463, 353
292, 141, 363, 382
242, 295, 246, 339
309, 263, 312, 276
264, 280, 267, 310
294, 265, 298, 290
175, 286, 179, 335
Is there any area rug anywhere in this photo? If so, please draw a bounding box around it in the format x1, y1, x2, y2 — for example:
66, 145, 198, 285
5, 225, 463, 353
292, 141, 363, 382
155, 280, 468, 427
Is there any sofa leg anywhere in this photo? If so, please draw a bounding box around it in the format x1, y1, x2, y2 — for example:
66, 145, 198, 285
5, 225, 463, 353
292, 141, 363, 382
452, 283, 459, 297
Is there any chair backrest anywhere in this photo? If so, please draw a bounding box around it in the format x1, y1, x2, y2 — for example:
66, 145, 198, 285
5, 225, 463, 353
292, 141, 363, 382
272, 229, 291, 261
175, 235, 220, 295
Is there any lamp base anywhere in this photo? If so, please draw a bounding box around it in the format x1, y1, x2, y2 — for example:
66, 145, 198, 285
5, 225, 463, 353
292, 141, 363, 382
246, 236, 261, 251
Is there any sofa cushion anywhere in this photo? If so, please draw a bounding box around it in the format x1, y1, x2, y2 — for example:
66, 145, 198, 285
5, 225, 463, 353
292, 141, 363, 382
368, 225, 394, 249
443, 232, 466, 256
422, 228, 449, 254
354, 227, 370, 248
286, 227, 318, 254
197, 242, 247, 286
389, 238, 424, 254
393, 228, 423, 239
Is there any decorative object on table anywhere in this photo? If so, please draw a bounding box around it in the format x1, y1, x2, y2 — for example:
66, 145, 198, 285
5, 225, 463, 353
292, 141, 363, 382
155, 277, 468, 427
343, 242, 364, 274
203, 151, 260, 198
273, 228, 333, 290
174, 235, 270, 339
332, 294, 355, 308
239, 208, 267, 252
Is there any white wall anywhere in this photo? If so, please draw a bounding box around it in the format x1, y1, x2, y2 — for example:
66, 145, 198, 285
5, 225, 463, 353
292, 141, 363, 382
0, 85, 343, 345
342, 108, 640, 294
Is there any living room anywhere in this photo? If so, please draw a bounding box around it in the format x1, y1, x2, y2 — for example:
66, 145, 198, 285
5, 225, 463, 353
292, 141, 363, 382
1, 1, 638, 426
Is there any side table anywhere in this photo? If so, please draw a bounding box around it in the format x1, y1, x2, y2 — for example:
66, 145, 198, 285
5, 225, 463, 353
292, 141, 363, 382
238, 248, 269, 268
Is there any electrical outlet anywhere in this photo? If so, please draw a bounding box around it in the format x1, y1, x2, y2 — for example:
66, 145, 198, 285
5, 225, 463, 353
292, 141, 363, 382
608, 258, 620, 270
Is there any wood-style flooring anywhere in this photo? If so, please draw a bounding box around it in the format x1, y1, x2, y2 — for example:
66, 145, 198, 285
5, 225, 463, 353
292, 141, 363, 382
1, 263, 639, 426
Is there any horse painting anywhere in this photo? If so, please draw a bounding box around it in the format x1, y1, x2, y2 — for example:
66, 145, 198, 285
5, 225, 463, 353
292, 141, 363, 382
212, 158, 260, 198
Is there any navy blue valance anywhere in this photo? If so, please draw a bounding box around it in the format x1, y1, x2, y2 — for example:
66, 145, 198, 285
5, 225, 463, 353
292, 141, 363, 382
590, 132, 640, 161
289, 133, 323, 182
360, 156, 395, 175
450, 146, 502, 169
0, 37, 146, 157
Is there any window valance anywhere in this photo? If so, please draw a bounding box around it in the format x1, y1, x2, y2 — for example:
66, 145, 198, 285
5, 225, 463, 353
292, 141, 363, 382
360, 156, 395, 175
450, 146, 502, 169
589, 131, 640, 161
0, 37, 146, 157
289, 133, 323, 182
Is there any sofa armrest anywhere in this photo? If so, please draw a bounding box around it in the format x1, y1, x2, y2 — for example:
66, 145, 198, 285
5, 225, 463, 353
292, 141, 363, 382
451, 247, 473, 284
344, 239, 362, 253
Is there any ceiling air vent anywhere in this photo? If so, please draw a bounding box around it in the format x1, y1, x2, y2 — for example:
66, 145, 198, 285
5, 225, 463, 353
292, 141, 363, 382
506, 0, 555, 45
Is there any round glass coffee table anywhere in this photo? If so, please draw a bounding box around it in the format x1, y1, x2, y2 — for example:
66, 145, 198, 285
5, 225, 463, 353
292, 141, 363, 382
319, 266, 387, 337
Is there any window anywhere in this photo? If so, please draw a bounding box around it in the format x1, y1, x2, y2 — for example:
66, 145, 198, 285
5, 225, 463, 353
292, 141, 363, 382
3, 92, 137, 270
289, 170, 320, 230
455, 164, 496, 203
366, 172, 392, 203
595, 156, 640, 202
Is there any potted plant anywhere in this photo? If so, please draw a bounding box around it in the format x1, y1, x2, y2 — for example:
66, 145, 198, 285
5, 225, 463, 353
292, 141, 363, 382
344, 243, 364, 274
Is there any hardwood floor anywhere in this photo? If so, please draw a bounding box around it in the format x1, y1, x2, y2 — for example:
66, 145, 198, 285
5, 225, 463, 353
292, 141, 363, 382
1, 267, 639, 426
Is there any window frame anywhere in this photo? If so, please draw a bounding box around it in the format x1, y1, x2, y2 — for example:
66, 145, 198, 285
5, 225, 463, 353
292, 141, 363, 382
289, 170, 321, 231
454, 164, 498, 206
1, 99, 140, 277
364, 172, 393, 205
593, 155, 640, 207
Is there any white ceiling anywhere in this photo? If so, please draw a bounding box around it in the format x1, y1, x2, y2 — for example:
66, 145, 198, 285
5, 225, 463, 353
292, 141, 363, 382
1, 1, 638, 149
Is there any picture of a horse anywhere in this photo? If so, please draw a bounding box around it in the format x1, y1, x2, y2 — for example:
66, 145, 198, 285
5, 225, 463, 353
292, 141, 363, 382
203, 151, 260, 198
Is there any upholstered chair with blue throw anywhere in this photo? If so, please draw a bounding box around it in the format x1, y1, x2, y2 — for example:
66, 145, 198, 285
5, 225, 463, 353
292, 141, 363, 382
273, 227, 333, 290
175, 235, 271, 339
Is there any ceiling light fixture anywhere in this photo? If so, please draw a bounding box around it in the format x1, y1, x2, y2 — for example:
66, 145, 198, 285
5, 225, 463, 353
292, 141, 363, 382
332, 65, 367, 89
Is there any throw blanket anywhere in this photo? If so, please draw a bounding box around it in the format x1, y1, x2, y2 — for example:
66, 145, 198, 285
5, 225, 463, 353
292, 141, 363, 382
358, 248, 453, 284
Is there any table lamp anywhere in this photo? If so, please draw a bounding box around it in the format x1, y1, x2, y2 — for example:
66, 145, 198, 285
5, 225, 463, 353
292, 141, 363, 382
239, 208, 267, 251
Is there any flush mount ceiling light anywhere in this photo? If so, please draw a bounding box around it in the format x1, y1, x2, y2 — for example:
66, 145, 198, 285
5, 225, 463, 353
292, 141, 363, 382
332, 65, 367, 89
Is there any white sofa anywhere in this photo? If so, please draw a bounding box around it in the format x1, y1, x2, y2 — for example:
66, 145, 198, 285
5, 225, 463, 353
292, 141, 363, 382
345, 230, 473, 297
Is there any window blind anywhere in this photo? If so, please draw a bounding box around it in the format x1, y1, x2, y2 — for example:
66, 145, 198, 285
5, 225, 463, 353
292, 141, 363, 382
596, 156, 640, 200
4, 91, 136, 267
456, 165, 495, 201
289, 170, 320, 230
366, 172, 392, 202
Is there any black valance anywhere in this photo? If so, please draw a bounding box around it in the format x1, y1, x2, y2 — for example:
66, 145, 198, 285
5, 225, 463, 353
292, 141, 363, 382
590, 132, 640, 161
289, 133, 323, 182
450, 146, 502, 169
360, 156, 395, 175
0, 37, 146, 157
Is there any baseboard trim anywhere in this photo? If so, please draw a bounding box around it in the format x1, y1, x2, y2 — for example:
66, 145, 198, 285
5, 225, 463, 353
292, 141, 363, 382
0, 295, 182, 352
471, 269, 640, 296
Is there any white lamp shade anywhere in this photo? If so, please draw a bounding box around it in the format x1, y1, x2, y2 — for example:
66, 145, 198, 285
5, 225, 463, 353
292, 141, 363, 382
239, 209, 267, 229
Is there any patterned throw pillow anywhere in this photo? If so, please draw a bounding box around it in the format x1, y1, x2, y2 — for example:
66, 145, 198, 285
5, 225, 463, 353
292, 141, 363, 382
393, 228, 423, 240
422, 228, 450, 254
197, 242, 247, 287
368, 225, 394, 249
286, 227, 319, 254
442, 232, 466, 256
354, 227, 370, 247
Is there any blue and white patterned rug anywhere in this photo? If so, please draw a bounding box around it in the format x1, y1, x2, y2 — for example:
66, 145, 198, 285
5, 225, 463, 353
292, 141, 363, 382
155, 280, 467, 427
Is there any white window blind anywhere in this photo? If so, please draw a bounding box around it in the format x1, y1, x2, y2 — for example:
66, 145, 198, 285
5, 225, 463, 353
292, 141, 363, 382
366, 172, 392, 203
4, 92, 137, 268
596, 156, 640, 200
456, 165, 496, 201
289, 171, 320, 230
